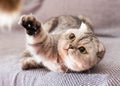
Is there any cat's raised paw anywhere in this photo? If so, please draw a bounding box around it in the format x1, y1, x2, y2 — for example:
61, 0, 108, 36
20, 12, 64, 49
19, 14, 41, 35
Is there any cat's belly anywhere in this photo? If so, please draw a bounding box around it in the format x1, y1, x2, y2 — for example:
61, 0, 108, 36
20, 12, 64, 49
27, 45, 63, 72
34, 54, 63, 72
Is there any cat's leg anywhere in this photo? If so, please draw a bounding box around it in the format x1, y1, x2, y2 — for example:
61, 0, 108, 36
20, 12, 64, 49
20, 57, 42, 70
20, 50, 43, 70
19, 14, 52, 59
21, 49, 32, 57
18, 14, 59, 71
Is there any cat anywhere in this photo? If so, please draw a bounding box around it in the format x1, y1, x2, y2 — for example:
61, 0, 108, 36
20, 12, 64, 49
0, 0, 22, 30
18, 14, 105, 72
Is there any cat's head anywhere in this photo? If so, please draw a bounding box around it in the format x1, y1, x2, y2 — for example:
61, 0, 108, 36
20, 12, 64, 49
58, 22, 105, 72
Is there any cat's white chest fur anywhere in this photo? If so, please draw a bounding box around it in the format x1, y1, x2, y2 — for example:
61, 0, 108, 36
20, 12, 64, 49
42, 60, 62, 72
27, 45, 62, 72
26, 45, 42, 63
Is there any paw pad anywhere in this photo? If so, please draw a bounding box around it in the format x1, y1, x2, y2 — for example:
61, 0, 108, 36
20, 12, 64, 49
19, 14, 41, 35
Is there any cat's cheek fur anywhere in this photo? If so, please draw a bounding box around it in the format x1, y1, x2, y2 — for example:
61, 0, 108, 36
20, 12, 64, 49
64, 54, 82, 71
64, 54, 92, 72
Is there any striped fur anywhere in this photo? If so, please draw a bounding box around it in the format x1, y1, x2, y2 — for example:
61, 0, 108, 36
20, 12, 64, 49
19, 14, 105, 72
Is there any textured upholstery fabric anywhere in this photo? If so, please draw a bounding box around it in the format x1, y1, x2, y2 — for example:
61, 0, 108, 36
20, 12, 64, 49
0, 0, 120, 86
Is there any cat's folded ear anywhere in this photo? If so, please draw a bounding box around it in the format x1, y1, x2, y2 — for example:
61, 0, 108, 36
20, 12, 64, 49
97, 42, 105, 59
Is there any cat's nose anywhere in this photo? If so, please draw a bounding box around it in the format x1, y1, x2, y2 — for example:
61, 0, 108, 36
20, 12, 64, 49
69, 44, 74, 49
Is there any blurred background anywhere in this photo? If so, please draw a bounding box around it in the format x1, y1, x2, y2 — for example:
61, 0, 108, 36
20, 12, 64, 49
0, 0, 120, 56
0, 0, 120, 30
22, 0, 120, 29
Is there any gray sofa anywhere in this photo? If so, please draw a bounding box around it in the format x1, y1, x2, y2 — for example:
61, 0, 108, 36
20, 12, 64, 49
0, 0, 120, 86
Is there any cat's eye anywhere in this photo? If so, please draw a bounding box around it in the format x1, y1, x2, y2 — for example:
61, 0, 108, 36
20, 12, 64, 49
78, 46, 87, 54
69, 33, 75, 41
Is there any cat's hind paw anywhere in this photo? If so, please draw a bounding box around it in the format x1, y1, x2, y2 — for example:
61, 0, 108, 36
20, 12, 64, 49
19, 57, 40, 70
18, 14, 41, 35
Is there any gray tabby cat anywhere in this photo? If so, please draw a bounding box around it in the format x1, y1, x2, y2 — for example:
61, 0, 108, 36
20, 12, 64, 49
18, 14, 105, 72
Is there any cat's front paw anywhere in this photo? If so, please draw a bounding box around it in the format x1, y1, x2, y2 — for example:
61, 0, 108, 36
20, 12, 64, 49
19, 14, 41, 35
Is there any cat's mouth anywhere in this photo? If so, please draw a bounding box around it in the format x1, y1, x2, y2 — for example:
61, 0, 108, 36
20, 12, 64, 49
65, 44, 74, 52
